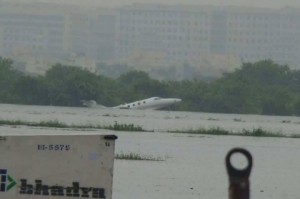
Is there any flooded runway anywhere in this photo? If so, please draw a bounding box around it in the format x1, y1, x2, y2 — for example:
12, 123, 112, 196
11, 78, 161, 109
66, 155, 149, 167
0, 103, 300, 135
113, 131, 300, 199
0, 103, 299, 199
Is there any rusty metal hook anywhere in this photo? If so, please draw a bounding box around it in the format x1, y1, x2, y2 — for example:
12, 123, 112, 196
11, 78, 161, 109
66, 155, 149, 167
225, 148, 253, 199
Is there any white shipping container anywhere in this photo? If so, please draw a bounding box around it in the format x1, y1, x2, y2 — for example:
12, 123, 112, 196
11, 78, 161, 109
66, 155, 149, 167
0, 131, 117, 199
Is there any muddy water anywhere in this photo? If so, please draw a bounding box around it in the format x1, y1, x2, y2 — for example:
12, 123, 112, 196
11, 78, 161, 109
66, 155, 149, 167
0, 103, 299, 135
0, 104, 299, 199
113, 131, 300, 199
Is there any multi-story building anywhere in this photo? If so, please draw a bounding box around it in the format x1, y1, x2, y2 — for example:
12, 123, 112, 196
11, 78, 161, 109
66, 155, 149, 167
0, 2, 116, 74
116, 4, 213, 65
0, 2, 67, 58
222, 7, 300, 67
89, 8, 116, 62
1, 2, 300, 77
115, 4, 300, 70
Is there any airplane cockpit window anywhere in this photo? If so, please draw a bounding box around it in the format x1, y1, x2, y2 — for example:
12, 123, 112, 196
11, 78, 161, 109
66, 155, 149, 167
154, 97, 160, 100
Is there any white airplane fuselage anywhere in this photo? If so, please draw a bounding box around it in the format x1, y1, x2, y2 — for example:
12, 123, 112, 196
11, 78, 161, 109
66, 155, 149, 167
81, 97, 182, 110
113, 97, 182, 110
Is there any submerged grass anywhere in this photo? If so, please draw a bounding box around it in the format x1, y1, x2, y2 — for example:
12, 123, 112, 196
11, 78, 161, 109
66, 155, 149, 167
0, 119, 145, 132
0, 119, 298, 138
241, 128, 283, 137
108, 121, 144, 131
0, 119, 68, 128
171, 127, 229, 135
289, 134, 300, 138
169, 127, 296, 138
115, 152, 165, 161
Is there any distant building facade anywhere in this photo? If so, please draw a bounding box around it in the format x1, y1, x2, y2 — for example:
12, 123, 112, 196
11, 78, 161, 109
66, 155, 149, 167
0, 2, 115, 74
64, 7, 116, 63
0, 4, 66, 58
222, 7, 300, 67
116, 4, 212, 65
115, 4, 300, 69
0, 2, 300, 76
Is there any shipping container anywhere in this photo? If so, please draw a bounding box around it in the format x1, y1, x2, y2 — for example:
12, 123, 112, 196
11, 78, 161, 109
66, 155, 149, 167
0, 130, 117, 199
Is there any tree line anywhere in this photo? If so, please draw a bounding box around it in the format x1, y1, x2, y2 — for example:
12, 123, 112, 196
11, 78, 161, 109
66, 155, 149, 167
1, 57, 300, 116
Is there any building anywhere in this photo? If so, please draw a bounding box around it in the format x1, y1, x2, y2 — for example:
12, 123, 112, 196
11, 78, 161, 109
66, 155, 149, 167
223, 6, 300, 67
115, 4, 300, 71
0, 2, 67, 59
116, 4, 212, 65
0, 2, 116, 74
1, 2, 300, 77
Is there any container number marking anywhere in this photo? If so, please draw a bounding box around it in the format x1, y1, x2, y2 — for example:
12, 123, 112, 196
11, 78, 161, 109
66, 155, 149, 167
37, 144, 71, 151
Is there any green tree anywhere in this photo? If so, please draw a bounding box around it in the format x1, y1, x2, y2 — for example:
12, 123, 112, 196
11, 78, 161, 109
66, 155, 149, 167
117, 70, 168, 101
261, 86, 295, 115
0, 57, 21, 103
14, 76, 49, 105
45, 64, 101, 106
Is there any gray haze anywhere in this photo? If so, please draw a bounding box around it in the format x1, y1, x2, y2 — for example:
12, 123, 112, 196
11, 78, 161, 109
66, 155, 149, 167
2, 0, 300, 79
5, 0, 300, 8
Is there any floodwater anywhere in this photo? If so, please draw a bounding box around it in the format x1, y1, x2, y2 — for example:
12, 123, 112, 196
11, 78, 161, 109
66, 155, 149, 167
1, 103, 300, 135
0, 104, 300, 199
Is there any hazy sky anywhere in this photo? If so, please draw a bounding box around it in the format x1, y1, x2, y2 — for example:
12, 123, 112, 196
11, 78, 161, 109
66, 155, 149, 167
8, 0, 300, 9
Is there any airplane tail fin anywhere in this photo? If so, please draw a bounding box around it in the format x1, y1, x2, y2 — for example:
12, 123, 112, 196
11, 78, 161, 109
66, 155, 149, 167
81, 100, 97, 107
80, 100, 106, 108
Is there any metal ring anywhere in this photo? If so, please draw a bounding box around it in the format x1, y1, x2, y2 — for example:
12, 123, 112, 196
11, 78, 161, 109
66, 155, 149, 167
225, 148, 252, 178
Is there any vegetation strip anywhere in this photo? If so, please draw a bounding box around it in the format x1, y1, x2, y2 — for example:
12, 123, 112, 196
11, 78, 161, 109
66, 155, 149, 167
2, 57, 300, 115
115, 152, 165, 161
168, 127, 300, 138
0, 119, 299, 138
0, 120, 145, 132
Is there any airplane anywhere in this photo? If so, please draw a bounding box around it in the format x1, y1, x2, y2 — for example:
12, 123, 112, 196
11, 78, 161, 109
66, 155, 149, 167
81, 97, 182, 110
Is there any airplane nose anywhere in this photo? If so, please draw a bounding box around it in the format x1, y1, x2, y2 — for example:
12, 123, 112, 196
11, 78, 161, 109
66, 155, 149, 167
174, 98, 182, 103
